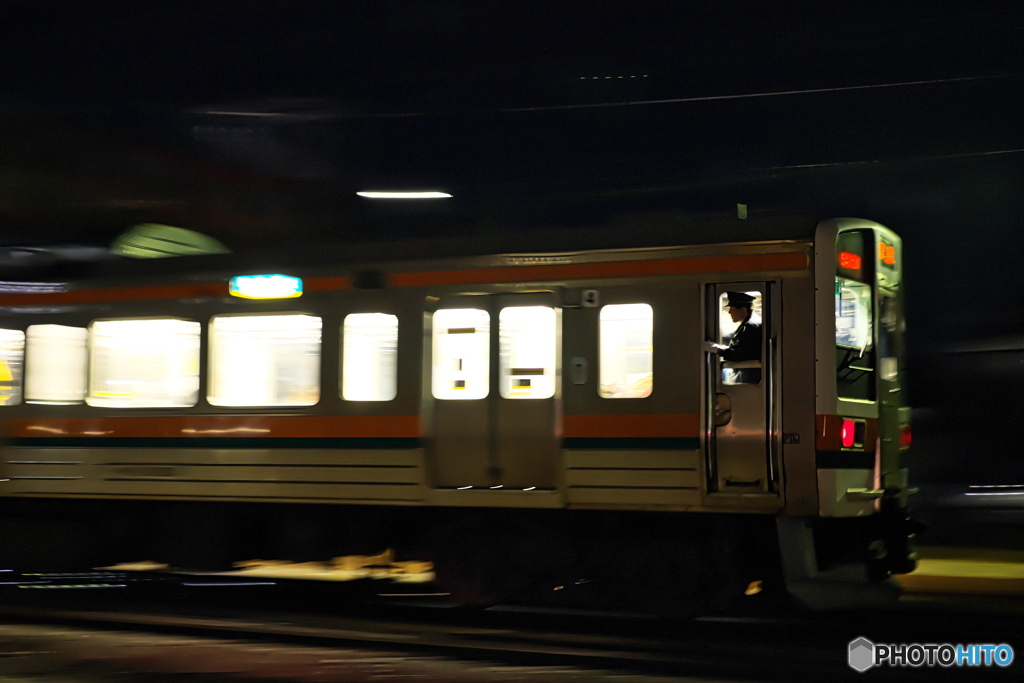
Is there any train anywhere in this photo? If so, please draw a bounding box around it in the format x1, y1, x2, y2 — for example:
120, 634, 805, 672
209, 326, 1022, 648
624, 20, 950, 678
0, 213, 917, 614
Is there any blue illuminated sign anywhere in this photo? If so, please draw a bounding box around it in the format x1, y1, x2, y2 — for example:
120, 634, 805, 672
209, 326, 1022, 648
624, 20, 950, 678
229, 274, 303, 299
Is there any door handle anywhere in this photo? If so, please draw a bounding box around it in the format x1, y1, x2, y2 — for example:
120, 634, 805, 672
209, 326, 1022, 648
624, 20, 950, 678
713, 392, 731, 426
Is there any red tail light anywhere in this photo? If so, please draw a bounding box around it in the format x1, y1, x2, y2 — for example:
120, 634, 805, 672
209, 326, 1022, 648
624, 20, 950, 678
841, 419, 856, 448
899, 425, 912, 449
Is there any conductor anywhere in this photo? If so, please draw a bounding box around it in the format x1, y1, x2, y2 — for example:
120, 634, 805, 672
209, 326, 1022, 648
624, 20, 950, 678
703, 291, 762, 383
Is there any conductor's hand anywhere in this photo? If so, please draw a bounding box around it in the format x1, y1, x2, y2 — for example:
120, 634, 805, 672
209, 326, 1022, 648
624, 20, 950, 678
702, 340, 725, 353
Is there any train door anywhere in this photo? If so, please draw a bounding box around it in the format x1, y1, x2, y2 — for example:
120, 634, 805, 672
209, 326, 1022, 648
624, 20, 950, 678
705, 282, 776, 493
426, 293, 560, 490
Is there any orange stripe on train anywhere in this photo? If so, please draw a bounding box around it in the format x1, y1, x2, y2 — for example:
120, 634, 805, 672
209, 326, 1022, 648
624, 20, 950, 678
0, 415, 420, 439
563, 414, 700, 438
0, 252, 806, 306
3, 414, 699, 440
392, 252, 808, 288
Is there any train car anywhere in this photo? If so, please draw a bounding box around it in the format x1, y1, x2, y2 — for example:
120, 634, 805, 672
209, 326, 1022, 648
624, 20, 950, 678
0, 214, 917, 613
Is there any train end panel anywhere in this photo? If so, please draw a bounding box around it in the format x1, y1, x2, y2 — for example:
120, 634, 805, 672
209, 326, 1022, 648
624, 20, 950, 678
777, 516, 902, 610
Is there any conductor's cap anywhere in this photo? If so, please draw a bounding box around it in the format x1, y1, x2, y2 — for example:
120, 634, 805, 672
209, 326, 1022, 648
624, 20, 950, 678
724, 291, 755, 308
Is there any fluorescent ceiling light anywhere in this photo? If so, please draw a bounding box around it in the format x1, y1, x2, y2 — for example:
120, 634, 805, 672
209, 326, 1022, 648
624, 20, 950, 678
112, 224, 230, 259
356, 191, 452, 199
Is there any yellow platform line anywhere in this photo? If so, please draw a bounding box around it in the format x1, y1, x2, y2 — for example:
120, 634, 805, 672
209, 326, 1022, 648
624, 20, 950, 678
898, 575, 1024, 595
897, 551, 1024, 595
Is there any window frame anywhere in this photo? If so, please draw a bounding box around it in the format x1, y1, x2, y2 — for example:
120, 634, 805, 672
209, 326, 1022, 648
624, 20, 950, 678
24, 323, 89, 406
598, 302, 654, 399
86, 316, 202, 409
340, 311, 399, 402
834, 229, 877, 403
498, 305, 557, 400
0, 327, 26, 407
207, 311, 324, 408
431, 307, 491, 401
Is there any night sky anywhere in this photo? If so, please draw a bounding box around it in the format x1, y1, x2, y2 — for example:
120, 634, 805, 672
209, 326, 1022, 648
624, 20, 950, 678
1, 1, 1023, 427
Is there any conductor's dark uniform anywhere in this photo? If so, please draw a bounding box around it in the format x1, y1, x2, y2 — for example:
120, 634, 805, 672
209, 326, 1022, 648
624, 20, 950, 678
720, 318, 762, 362
720, 292, 762, 383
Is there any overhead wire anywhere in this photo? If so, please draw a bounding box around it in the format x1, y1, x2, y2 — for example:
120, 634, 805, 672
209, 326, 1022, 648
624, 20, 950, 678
376, 72, 1022, 118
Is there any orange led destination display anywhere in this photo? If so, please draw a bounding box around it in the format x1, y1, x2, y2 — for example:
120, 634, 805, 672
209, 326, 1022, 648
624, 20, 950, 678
879, 242, 896, 266
838, 251, 862, 270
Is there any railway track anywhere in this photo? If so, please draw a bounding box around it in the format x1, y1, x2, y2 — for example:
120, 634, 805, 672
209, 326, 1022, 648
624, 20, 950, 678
1, 579, 1023, 682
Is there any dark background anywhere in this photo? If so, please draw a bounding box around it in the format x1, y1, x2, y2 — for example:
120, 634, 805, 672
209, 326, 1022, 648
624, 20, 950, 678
1, 1, 1022, 495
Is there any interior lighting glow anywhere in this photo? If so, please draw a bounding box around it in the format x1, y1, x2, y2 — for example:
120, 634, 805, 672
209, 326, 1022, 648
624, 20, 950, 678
229, 274, 302, 300
0, 328, 25, 406
208, 313, 322, 407
432, 309, 489, 400
499, 307, 555, 399
599, 304, 653, 399
841, 419, 856, 448
356, 191, 452, 199
342, 313, 398, 401
25, 324, 87, 404
88, 319, 200, 408
838, 251, 862, 270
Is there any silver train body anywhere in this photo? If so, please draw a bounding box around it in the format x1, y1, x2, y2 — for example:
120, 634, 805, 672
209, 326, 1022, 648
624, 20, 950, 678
0, 215, 916, 612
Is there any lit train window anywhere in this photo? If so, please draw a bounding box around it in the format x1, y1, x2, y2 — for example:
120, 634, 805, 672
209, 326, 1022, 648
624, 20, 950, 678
208, 313, 322, 407
835, 280, 873, 351
835, 230, 875, 401
717, 291, 762, 385
87, 319, 200, 408
599, 304, 653, 399
432, 308, 489, 400
499, 306, 555, 399
0, 329, 25, 406
25, 324, 88, 405
341, 313, 398, 401
718, 291, 762, 343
